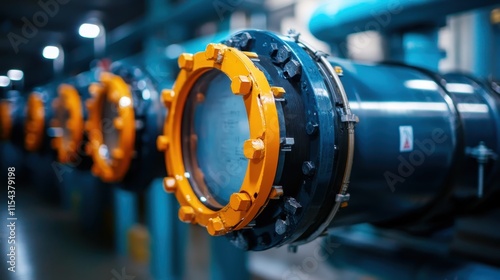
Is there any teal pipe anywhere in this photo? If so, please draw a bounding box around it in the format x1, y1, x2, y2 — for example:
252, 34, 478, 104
309, 0, 499, 43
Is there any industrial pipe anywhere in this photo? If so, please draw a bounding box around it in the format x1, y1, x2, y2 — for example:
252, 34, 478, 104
85, 62, 165, 191
309, 0, 500, 43
156, 30, 500, 251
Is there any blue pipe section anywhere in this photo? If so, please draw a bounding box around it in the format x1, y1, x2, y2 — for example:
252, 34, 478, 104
210, 237, 249, 280
146, 179, 187, 280
309, 0, 499, 43
402, 27, 444, 71
472, 9, 497, 78
113, 187, 138, 255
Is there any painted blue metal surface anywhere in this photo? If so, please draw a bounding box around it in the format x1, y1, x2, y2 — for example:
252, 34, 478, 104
146, 178, 187, 280
309, 0, 499, 43
210, 237, 249, 280
402, 28, 444, 71
113, 187, 138, 255
472, 8, 497, 78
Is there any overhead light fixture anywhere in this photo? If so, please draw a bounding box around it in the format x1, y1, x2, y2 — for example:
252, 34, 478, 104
0, 76, 10, 87
43, 46, 60, 60
79, 23, 101, 38
7, 69, 24, 81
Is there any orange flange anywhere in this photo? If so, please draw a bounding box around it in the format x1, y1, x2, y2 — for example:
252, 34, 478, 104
85, 72, 135, 182
0, 100, 12, 140
50, 84, 85, 163
25, 93, 45, 151
158, 43, 282, 235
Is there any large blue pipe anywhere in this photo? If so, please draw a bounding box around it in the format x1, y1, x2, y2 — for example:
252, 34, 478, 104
309, 0, 499, 43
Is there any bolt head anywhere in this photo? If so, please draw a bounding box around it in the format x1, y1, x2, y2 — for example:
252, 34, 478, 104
231, 75, 252, 95
235, 32, 253, 50
161, 89, 174, 107
284, 59, 302, 79
302, 161, 316, 176
178, 53, 194, 71
306, 122, 318, 135
207, 217, 226, 236
178, 206, 196, 223
274, 46, 291, 64
243, 138, 265, 160
275, 219, 287, 235
269, 43, 279, 56
284, 197, 302, 215
271, 87, 285, 98
205, 43, 225, 60
230, 193, 252, 211
163, 177, 177, 193
156, 135, 169, 152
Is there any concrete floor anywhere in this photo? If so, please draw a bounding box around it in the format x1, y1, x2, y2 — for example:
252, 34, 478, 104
0, 186, 150, 280
0, 184, 366, 280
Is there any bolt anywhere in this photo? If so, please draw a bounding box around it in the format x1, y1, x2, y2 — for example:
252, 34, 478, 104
284, 59, 302, 79
112, 148, 124, 160
306, 122, 318, 135
178, 53, 194, 71
231, 75, 252, 95
243, 138, 265, 160
89, 83, 104, 96
156, 135, 169, 152
178, 206, 195, 223
269, 43, 279, 56
302, 161, 316, 176
205, 43, 225, 61
230, 192, 252, 211
113, 117, 124, 130
275, 219, 287, 235
161, 89, 175, 107
207, 217, 226, 236
274, 46, 291, 64
163, 177, 177, 193
235, 32, 253, 50
271, 86, 285, 99
269, 186, 284, 200
284, 197, 302, 215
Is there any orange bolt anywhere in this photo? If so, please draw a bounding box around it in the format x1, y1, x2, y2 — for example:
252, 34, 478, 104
230, 192, 252, 211
178, 53, 194, 71
205, 43, 225, 60
243, 138, 265, 160
271, 86, 285, 98
163, 177, 177, 193
178, 206, 196, 223
156, 135, 169, 152
112, 148, 124, 160
89, 83, 104, 96
207, 217, 226, 236
161, 89, 175, 107
231, 75, 252, 95
113, 117, 124, 130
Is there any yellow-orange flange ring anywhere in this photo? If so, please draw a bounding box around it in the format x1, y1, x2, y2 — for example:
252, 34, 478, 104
85, 72, 135, 182
158, 43, 281, 235
50, 84, 84, 163
0, 100, 12, 140
25, 93, 45, 151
